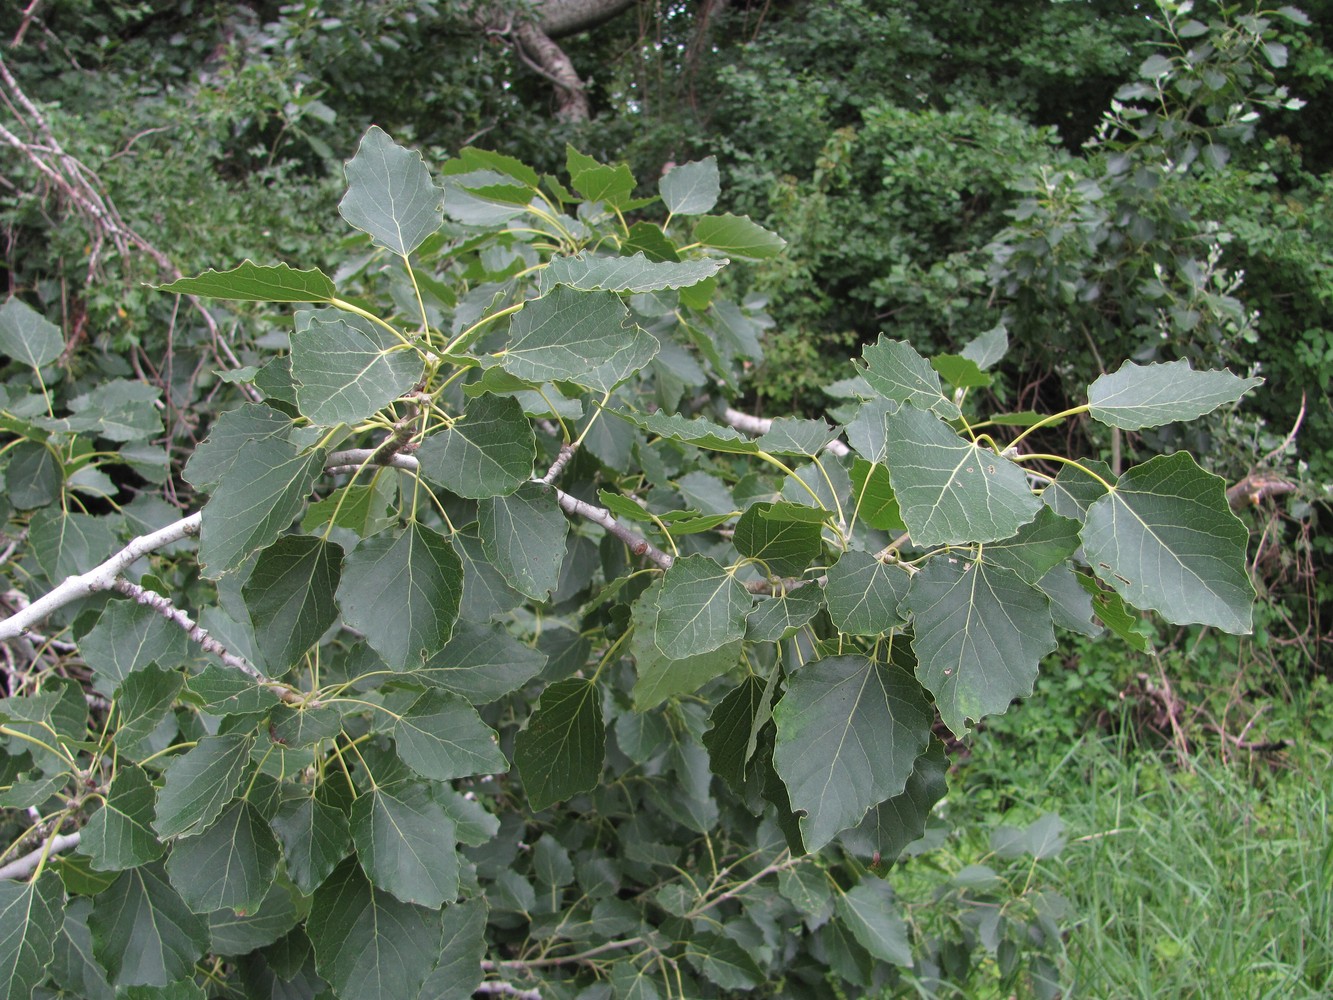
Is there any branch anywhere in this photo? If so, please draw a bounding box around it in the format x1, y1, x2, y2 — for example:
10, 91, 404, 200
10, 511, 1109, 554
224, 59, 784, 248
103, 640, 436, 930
326, 449, 676, 570
475, 983, 542, 999
110, 579, 297, 702
722, 406, 851, 458
0, 831, 79, 880
0, 513, 201, 641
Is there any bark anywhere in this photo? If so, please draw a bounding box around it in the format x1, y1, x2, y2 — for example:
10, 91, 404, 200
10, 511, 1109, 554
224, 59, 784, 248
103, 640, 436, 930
481, 0, 638, 122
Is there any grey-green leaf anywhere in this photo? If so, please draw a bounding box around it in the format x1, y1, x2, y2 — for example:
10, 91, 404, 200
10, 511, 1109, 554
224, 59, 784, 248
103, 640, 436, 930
982, 506, 1082, 584
885, 405, 1040, 547
291, 313, 424, 427
544, 252, 725, 293
308, 858, 443, 1000
835, 879, 913, 966
199, 435, 325, 578
79, 599, 190, 694
89, 863, 208, 987
154, 733, 254, 840
0, 871, 63, 1000
416, 897, 487, 1000
351, 785, 458, 907
338, 125, 444, 256
660, 157, 720, 215
823, 550, 910, 635
80, 765, 164, 870
1081, 452, 1255, 633
393, 689, 507, 781
654, 554, 750, 659
906, 559, 1055, 736
500, 286, 659, 393
414, 619, 548, 702
158, 261, 336, 302
840, 738, 948, 868
0, 297, 63, 369
860, 337, 960, 419
336, 523, 463, 670
745, 585, 825, 642
166, 800, 280, 914
514, 678, 605, 811
1087, 359, 1263, 430
417, 392, 534, 499
692, 213, 787, 260
477, 482, 568, 600
243, 535, 344, 672
734, 501, 824, 578
772, 654, 933, 851
270, 794, 351, 896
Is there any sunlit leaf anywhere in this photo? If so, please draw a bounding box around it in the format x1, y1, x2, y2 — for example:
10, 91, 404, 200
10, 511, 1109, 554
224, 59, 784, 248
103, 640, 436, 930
1083, 453, 1253, 632
1087, 359, 1262, 429
158, 261, 336, 302
860, 337, 960, 419
692, 213, 787, 259
906, 559, 1055, 736
338, 125, 444, 255
544, 252, 725, 292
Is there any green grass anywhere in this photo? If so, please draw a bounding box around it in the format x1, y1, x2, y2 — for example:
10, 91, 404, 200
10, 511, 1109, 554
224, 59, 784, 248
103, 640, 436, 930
929, 726, 1333, 998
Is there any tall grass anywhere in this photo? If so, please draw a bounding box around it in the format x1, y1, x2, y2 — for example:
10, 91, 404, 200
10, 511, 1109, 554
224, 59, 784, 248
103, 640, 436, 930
942, 729, 1333, 998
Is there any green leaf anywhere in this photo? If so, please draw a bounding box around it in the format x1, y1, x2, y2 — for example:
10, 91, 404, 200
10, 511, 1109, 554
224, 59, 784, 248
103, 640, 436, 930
308, 858, 443, 1000
566, 147, 635, 207
339, 125, 444, 256
198, 436, 325, 578
500, 286, 659, 393
885, 405, 1041, 546
772, 654, 933, 851
79, 598, 189, 693
840, 738, 949, 868
623, 409, 760, 454
90, 863, 208, 987
0, 871, 63, 1000
414, 619, 547, 702
80, 765, 164, 870
166, 800, 280, 914
351, 784, 458, 907
631, 579, 742, 709
182, 403, 292, 491
393, 689, 507, 781
303, 482, 393, 536
1039, 564, 1102, 638
0, 297, 63, 369
207, 881, 300, 954
734, 501, 824, 578
660, 157, 720, 215
823, 550, 911, 635
455, 145, 540, 188
757, 417, 841, 457
157, 261, 336, 302
1075, 572, 1150, 650
1087, 359, 1263, 430
243, 535, 344, 672
692, 213, 787, 260
290, 313, 424, 427
931, 354, 991, 389
746, 585, 825, 641
835, 879, 912, 966
477, 482, 569, 600
1082, 452, 1254, 632
270, 794, 351, 896
154, 733, 254, 839
416, 897, 488, 1000
50, 897, 114, 1000
514, 678, 605, 811
702, 674, 768, 795
850, 458, 905, 531
39, 379, 162, 441
417, 392, 534, 499
654, 554, 750, 658
1042, 459, 1112, 521
982, 506, 1081, 584
111, 665, 182, 750
336, 523, 463, 670
622, 220, 681, 262
184, 666, 281, 717
687, 932, 764, 989
860, 337, 960, 419
906, 559, 1055, 736
544, 252, 725, 292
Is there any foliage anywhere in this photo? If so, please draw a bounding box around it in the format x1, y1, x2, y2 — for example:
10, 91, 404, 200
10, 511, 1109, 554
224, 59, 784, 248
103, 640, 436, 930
0, 124, 1266, 997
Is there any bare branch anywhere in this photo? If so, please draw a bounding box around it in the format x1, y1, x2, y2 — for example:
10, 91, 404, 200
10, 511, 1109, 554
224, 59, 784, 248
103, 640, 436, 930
0, 831, 79, 881
722, 406, 851, 458
475, 983, 543, 999
0, 513, 201, 641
